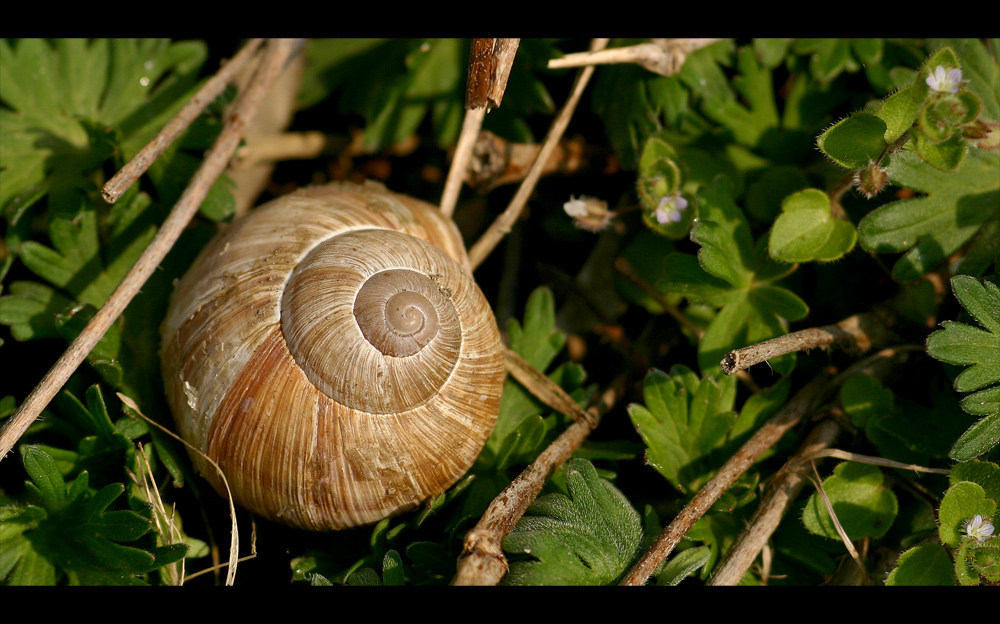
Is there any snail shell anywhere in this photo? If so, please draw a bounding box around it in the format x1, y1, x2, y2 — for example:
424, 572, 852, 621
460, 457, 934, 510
161, 181, 505, 531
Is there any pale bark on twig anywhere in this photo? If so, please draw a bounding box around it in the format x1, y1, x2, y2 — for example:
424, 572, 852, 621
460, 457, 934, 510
548, 38, 722, 76
0, 39, 299, 462
440, 106, 486, 219
721, 311, 896, 376
453, 377, 625, 585
706, 346, 926, 585
467, 38, 609, 270
619, 367, 836, 586
503, 347, 596, 427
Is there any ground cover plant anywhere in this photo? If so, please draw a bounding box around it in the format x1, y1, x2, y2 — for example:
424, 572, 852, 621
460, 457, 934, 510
0, 37, 997, 586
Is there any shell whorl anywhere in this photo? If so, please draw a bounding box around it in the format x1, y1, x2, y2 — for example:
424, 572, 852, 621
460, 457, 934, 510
160, 181, 505, 531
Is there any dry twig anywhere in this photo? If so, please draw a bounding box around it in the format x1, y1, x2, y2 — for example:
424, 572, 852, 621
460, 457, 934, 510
102, 39, 265, 204
721, 311, 897, 375
0, 39, 299, 462
467, 38, 609, 269
619, 367, 836, 585
707, 346, 928, 585
453, 377, 625, 585
548, 38, 722, 76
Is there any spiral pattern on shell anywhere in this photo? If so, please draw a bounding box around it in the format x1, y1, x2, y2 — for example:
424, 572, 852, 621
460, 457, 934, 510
161, 182, 505, 530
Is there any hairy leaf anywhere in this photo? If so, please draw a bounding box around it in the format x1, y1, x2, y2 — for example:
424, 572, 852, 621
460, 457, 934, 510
628, 366, 737, 494
503, 459, 643, 585
927, 276, 1000, 460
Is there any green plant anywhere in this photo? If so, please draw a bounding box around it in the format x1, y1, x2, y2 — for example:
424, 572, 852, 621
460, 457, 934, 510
2, 37, 998, 586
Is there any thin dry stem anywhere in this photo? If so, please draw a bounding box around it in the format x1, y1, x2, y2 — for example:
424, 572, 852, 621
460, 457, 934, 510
118, 393, 242, 585
708, 419, 841, 586
101, 39, 265, 204
707, 346, 924, 585
721, 311, 896, 375
467, 38, 609, 270
807, 461, 869, 584
620, 367, 836, 586
548, 38, 722, 76
503, 347, 597, 427
440, 106, 486, 218
453, 376, 625, 585
0, 39, 298, 464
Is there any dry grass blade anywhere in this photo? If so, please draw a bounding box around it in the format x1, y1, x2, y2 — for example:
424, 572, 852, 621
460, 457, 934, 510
807, 461, 869, 584
128, 442, 185, 585
503, 347, 596, 427
0, 39, 298, 462
118, 393, 243, 585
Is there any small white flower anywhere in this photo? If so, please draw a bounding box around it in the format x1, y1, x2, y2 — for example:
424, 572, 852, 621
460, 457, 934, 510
965, 514, 995, 542
563, 196, 587, 218
926, 65, 963, 94
654, 193, 688, 224
563, 195, 613, 232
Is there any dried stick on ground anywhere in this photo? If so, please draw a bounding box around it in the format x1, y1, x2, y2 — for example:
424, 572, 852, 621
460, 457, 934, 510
453, 377, 625, 585
619, 367, 836, 586
503, 348, 597, 427
102, 39, 265, 204
441, 39, 519, 218
707, 345, 925, 585
548, 38, 721, 76
0, 39, 299, 462
721, 311, 897, 376
467, 38, 609, 270
707, 419, 842, 585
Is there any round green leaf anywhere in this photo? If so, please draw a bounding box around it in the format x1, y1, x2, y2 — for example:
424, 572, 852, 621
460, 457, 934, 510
817, 112, 888, 169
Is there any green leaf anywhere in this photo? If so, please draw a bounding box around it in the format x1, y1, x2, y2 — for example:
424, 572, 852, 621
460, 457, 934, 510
503, 459, 643, 585
927, 276, 1000, 460
657, 546, 711, 586
885, 543, 956, 586
659, 177, 807, 374
874, 85, 921, 144
628, 366, 737, 494
937, 481, 997, 548
3, 446, 185, 585
0, 39, 207, 215
0, 281, 75, 341
700, 46, 780, 149
487, 287, 568, 457
858, 148, 1000, 281
950, 459, 1000, 511
802, 462, 898, 540
816, 112, 888, 169
769, 188, 857, 263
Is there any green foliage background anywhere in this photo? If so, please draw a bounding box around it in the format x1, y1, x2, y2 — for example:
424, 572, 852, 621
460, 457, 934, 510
1, 38, 997, 586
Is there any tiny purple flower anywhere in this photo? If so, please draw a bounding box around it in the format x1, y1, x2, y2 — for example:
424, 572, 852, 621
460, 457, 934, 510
654, 194, 688, 224
965, 514, 995, 542
926, 65, 963, 94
